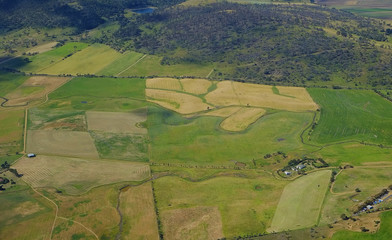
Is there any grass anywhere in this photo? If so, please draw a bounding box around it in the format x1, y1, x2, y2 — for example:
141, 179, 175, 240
118, 54, 213, 77
39, 44, 122, 75
148, 106, 315, 166
42, 77, 146, 111
97, 51, 144, 76
0, 71, 29, 96
308, 88, 392, 145
332, 211, 392, 239
28, 108, 87, 131
268, 170, 331, 232
0, 110, 24, 162
153, 171, 287, 237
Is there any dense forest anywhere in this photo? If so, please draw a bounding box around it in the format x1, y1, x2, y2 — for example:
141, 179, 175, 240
105, 3, 392, 87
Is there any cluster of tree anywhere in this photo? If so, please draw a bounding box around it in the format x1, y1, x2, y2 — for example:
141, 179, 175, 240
1, 161, 10, 169
281, 157, 328, 171
355, 188, 389, 213
108, 2, 392, 87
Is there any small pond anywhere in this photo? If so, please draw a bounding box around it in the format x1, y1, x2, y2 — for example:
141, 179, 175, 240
131, 7, 155, 14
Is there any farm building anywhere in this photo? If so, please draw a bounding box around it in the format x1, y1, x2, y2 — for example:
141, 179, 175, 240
284, 171, 291, 176
296, 164, 306, 170
27, 153, 36, 158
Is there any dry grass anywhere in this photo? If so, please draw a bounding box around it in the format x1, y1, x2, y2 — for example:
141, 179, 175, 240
86, 110, 147, 134
203, 106, 241, 118
180, 78, 212, 95
120, 182, 159, 240
146, 78, 182, 91
161, 206, 224, 240
26, 130, 99, 158
220, 107, 266, 132
13, 155, 150, 194
4, 76, 70, 106
277, 86, 318, 105
52, 218, 96, 240
204, 81, 241, 106
146, 89, 212, 114
26, 42, 58, 54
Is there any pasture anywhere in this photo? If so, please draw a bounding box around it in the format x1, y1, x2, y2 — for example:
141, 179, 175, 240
28, 108, 87, 131
26, 130, 99, 158
0, 71, 29, 97
268, 170, 331, 233
0, 110, 24, 164
3, 76, 70, 107
119, 182, 159, 240
86, 109, 147, 134
148, 106, 315, 166
43, 77, 146, 112
13, 155, 150, 194
153, 173, 286, 238
39, 44, 122, 75
97, 51, 144, 76
308, 88, 392, 145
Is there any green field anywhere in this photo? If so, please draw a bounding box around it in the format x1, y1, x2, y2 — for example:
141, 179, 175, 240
0, 71, 29, 96
308, 89, 392, 145
332, 211, 392, 240
0, 110, 24, 164
42, 77, 146, 111
97, 51, 144, 76
153, 171, 287, 237
268, 170, 331, 233
148, 106, 316, 166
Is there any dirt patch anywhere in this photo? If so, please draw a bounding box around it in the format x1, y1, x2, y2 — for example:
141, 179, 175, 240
161, 206, 224, 240
26, 130, 99, 158
4, 76, 70, 107
86, 110, 147, 134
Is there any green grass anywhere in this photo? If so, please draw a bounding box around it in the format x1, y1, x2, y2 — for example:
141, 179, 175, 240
148, 106, 315, 166
308, 89, 392, 145
0, 110, 24, 160
39, 44, 122, 75
97, 51, 144, 76
0, 71, 29, 96
118, 54, 213, 77
268, 170, 331, 232
332, 211, 392, 240
153, 171, 287, 237
42, 77, 146, 111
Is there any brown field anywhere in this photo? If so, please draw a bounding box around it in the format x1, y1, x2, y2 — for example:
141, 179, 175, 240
26, 42, 58, 54
4, 76, 70, 107
146, 89, 212, 114
277, 86, 317, 103
203, 106, 241, 117
161, 206, 224, 240
204, 81, 241, 106
26, 130, 99, 158
120, 182, 159, 240
146, 78, 182, 91
52, 218, 96, 240
180, 78, 212, 95
86, 110, 147, 134
220, 107, 266, 132
13, 155, 150, 194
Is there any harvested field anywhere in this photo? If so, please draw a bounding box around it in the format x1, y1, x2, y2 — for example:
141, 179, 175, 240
220, 107, 266, 132
146, 89, 212, 114
4, 76, 70, 106
26, 42, 58, 54
268, 170, 331, 233
277, 86, 316, 103
146, 78, 182, 91
120, 182, 159, 240
86, 110, 147, 134
203, 106, 241, 117
161, 206, 224, 240
204, 81, 241, 106
26, 130, 99, 158
180, 78, 212, 95
13, 155, 150, 194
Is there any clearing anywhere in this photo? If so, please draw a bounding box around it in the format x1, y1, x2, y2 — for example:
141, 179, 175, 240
268, 170, 331, 233
26, 130, 99, 158
13, 155, 150, 194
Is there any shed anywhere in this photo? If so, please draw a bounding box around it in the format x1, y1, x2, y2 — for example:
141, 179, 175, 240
27, 153, 36, 158
296, 164, 306, 170
284, 171, 291, 176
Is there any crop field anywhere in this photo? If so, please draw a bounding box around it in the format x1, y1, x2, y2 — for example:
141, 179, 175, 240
117, 55, 213, 77
154, 172, 287, 238
161, 206, 224, 240
308, 89, 392, 145
97, 51, 145, 76
203, 106, 242, 117
86, 110, 147, 134
90, 132, 148, 161
43, 77, 146, 112
220, 107, 266, 132
13, 155, 150, 194
268, 170, 331, 233
0, 189, 54, 240
148, 106, 315, 166
3, 76, 70, 107
39, 44, 122, 75
180, 78, 212, 95
146, 77, 183, 91
119, 182, 159, 240
26, 130, 99, 158
0, 110, 24, 163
